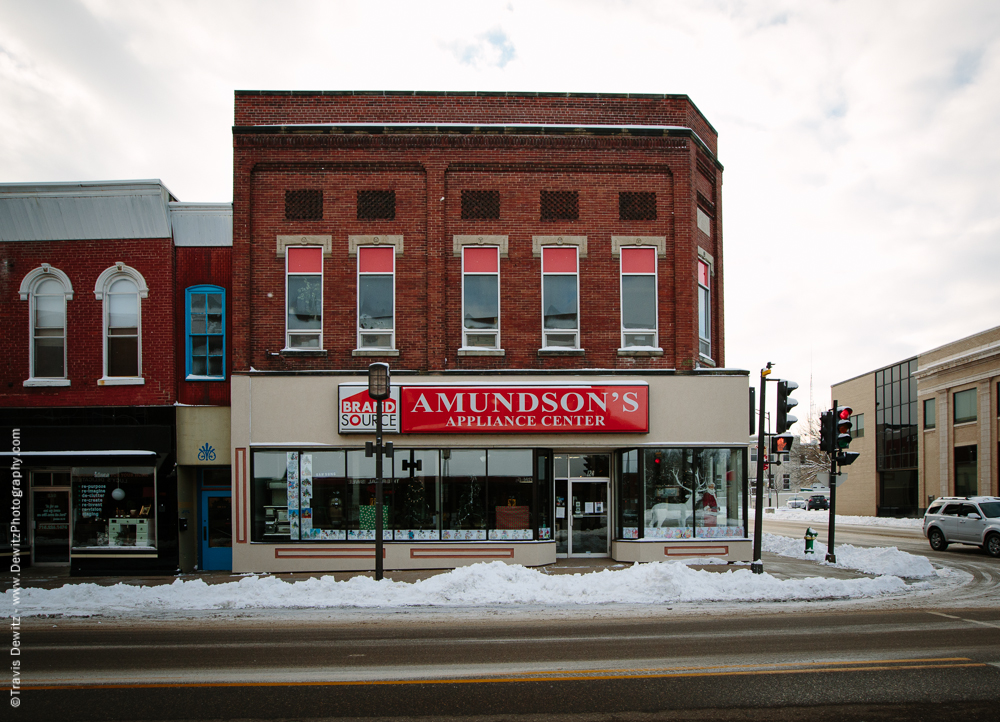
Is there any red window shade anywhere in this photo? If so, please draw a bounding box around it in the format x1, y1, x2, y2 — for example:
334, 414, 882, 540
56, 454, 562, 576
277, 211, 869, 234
287, 247, 323, 273
542, 246, 577, 273
463, 246, 499, 273
622, 247, 656, 274
698, 259, 710, 287
359, 246, 394, 273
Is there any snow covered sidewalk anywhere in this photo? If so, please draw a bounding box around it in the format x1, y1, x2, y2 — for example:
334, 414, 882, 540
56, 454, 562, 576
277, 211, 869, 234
5, 535, 948, 617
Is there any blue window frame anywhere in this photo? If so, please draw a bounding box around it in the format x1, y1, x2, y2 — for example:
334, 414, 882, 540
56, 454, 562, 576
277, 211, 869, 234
185, 285, 225, 379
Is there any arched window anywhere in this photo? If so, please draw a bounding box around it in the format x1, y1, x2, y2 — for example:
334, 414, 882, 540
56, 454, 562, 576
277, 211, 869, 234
94, 263, 148, 384
19, 264, 73, 386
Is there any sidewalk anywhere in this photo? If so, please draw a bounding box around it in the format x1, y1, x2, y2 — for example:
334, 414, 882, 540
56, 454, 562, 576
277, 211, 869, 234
4, 552, 873, 592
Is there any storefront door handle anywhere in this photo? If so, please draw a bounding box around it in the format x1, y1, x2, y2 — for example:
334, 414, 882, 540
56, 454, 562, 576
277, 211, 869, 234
203, 526, 207, 541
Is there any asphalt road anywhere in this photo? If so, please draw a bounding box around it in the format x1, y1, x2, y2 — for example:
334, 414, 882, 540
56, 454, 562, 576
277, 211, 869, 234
14, 523, 1000, 721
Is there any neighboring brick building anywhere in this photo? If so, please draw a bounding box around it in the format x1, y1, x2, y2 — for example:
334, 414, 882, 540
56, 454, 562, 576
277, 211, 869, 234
230, 92, 750, 572
0, 181, 231, 575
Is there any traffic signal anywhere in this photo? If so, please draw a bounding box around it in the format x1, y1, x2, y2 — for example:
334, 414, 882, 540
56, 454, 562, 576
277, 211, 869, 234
836, 406, 854, 450
775, 380, 799, 434
770, 433, 794, 456
819, 410, 834, 453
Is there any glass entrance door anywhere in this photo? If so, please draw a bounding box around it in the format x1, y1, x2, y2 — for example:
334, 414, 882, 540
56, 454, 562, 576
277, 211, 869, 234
200, 490, 232, 571
569, 480, 609, 556
33, 489, 70, 564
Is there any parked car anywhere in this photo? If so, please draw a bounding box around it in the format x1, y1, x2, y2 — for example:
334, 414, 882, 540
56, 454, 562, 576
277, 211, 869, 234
807, 495, 829, 511
923, 497, 1000, 557
786, 496, 807, 509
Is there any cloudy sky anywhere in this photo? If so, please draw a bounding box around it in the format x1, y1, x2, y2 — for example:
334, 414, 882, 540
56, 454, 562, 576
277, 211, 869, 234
2, 0, 998, 432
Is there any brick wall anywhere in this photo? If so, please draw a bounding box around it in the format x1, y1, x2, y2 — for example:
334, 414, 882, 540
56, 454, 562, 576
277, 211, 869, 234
0, 238, 175, 406
232, 93, 724, 375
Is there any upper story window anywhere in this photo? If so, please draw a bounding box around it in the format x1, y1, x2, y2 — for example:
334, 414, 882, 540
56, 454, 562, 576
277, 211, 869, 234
954, 388, 977, 424
186, 285, 225, 379
357, 246, 395, 350
850, 413, 864, 438
698, 258, 712, 359
286, 247, 323, 350
924, 399, 936, 429
541, 246, 579, 349
620, 247, 658, 349
94, 263, 148, 384
19, 264, 73, 386
462, 246, 500, 349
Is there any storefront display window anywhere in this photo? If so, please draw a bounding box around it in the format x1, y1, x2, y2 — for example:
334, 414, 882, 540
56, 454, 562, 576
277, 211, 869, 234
71, 467, 156, 548
248, 447, 579, 544
251, 451, 288, 541
392, 450, 440, 540
486, 450, 533, 540
441, 449, 487, 540
644, 449, 692, 538
619, 450, 640, 539
621, 447, 746, 540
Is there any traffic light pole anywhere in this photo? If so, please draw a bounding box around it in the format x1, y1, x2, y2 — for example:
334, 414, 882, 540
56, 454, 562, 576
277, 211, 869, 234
751, 363, 772, 575
825, 399, 839, 564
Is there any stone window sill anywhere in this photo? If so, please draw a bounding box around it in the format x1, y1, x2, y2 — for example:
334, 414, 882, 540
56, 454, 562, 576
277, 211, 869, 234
352, 349, 400, 357
98, 377, 145, 386
280, 349, 328, 358
24, 378, 71, 387
618, 347, 664, 357
538, 348, 585, 357
458, 348, 506, 357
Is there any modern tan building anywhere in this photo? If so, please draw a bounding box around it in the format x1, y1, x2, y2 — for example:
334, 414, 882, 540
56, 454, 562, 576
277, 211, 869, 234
832, 325, 1000, 517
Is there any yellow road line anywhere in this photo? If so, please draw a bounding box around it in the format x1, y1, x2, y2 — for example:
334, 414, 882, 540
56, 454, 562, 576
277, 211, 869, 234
23, 658, 985, 691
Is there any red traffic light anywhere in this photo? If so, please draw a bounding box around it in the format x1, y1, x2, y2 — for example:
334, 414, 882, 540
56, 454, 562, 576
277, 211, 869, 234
838, 406, 853, 421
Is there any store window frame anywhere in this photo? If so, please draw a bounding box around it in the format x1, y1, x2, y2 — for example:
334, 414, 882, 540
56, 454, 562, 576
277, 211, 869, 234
461, 246, 501, 350
616, 447, 747, 542
285, 246, 324, 350
20, 264, 74, 386
185, 285, 226, 379
540, 246, 580, 350
619, 246, 659, 350
70, 465, 158, 550
249, 448, 550, 544
94, 262, 148, 385
357, 246, 396, 351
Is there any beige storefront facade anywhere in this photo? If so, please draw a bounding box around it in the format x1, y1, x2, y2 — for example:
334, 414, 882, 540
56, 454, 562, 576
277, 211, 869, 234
229, 370, 751, 573
832, 325, 1000, 517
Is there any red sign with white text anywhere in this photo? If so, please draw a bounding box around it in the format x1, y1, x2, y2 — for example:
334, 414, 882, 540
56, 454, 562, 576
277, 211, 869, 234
399, 385, 648, 434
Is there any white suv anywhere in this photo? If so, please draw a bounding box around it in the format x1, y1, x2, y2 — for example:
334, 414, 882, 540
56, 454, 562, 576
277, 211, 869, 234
923, 497, 1000, 558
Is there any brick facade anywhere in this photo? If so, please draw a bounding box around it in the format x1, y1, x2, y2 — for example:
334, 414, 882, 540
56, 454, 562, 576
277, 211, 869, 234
232, 92, 724, 374
0, 238, 176, 406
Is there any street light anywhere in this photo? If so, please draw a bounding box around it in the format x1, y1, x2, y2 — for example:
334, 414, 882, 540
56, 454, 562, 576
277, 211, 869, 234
367, 363, 392, 581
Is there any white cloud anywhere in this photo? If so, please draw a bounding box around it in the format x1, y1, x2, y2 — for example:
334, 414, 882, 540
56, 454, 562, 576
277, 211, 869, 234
0, 0, 998, 424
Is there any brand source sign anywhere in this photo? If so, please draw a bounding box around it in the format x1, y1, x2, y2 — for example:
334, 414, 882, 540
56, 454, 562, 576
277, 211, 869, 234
399, 385, 648, 434
338, 384, 400, 434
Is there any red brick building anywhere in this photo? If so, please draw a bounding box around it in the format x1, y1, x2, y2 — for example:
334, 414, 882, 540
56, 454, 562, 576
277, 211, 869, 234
230, 92, 750, 572
0, 181, 232, 574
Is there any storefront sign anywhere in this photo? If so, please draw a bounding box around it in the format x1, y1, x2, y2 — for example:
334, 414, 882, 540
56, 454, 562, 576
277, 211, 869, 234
399, 384, 648, 434
338, 384, 400, 434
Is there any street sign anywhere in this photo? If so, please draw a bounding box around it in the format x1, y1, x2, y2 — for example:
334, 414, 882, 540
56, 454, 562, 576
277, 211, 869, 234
817, 471, 847, 488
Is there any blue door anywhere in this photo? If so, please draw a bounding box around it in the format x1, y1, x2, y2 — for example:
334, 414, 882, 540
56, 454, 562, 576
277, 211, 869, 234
200, 490, 232, 571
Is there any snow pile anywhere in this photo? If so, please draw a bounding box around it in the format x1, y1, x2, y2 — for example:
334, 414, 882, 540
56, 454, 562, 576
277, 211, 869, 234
762, 532, 936, 578
769, 508, 924, 528
9, 559, 913, 616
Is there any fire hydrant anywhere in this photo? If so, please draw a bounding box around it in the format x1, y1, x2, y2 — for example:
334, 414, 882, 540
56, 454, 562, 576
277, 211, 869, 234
804, 527, 818, 555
